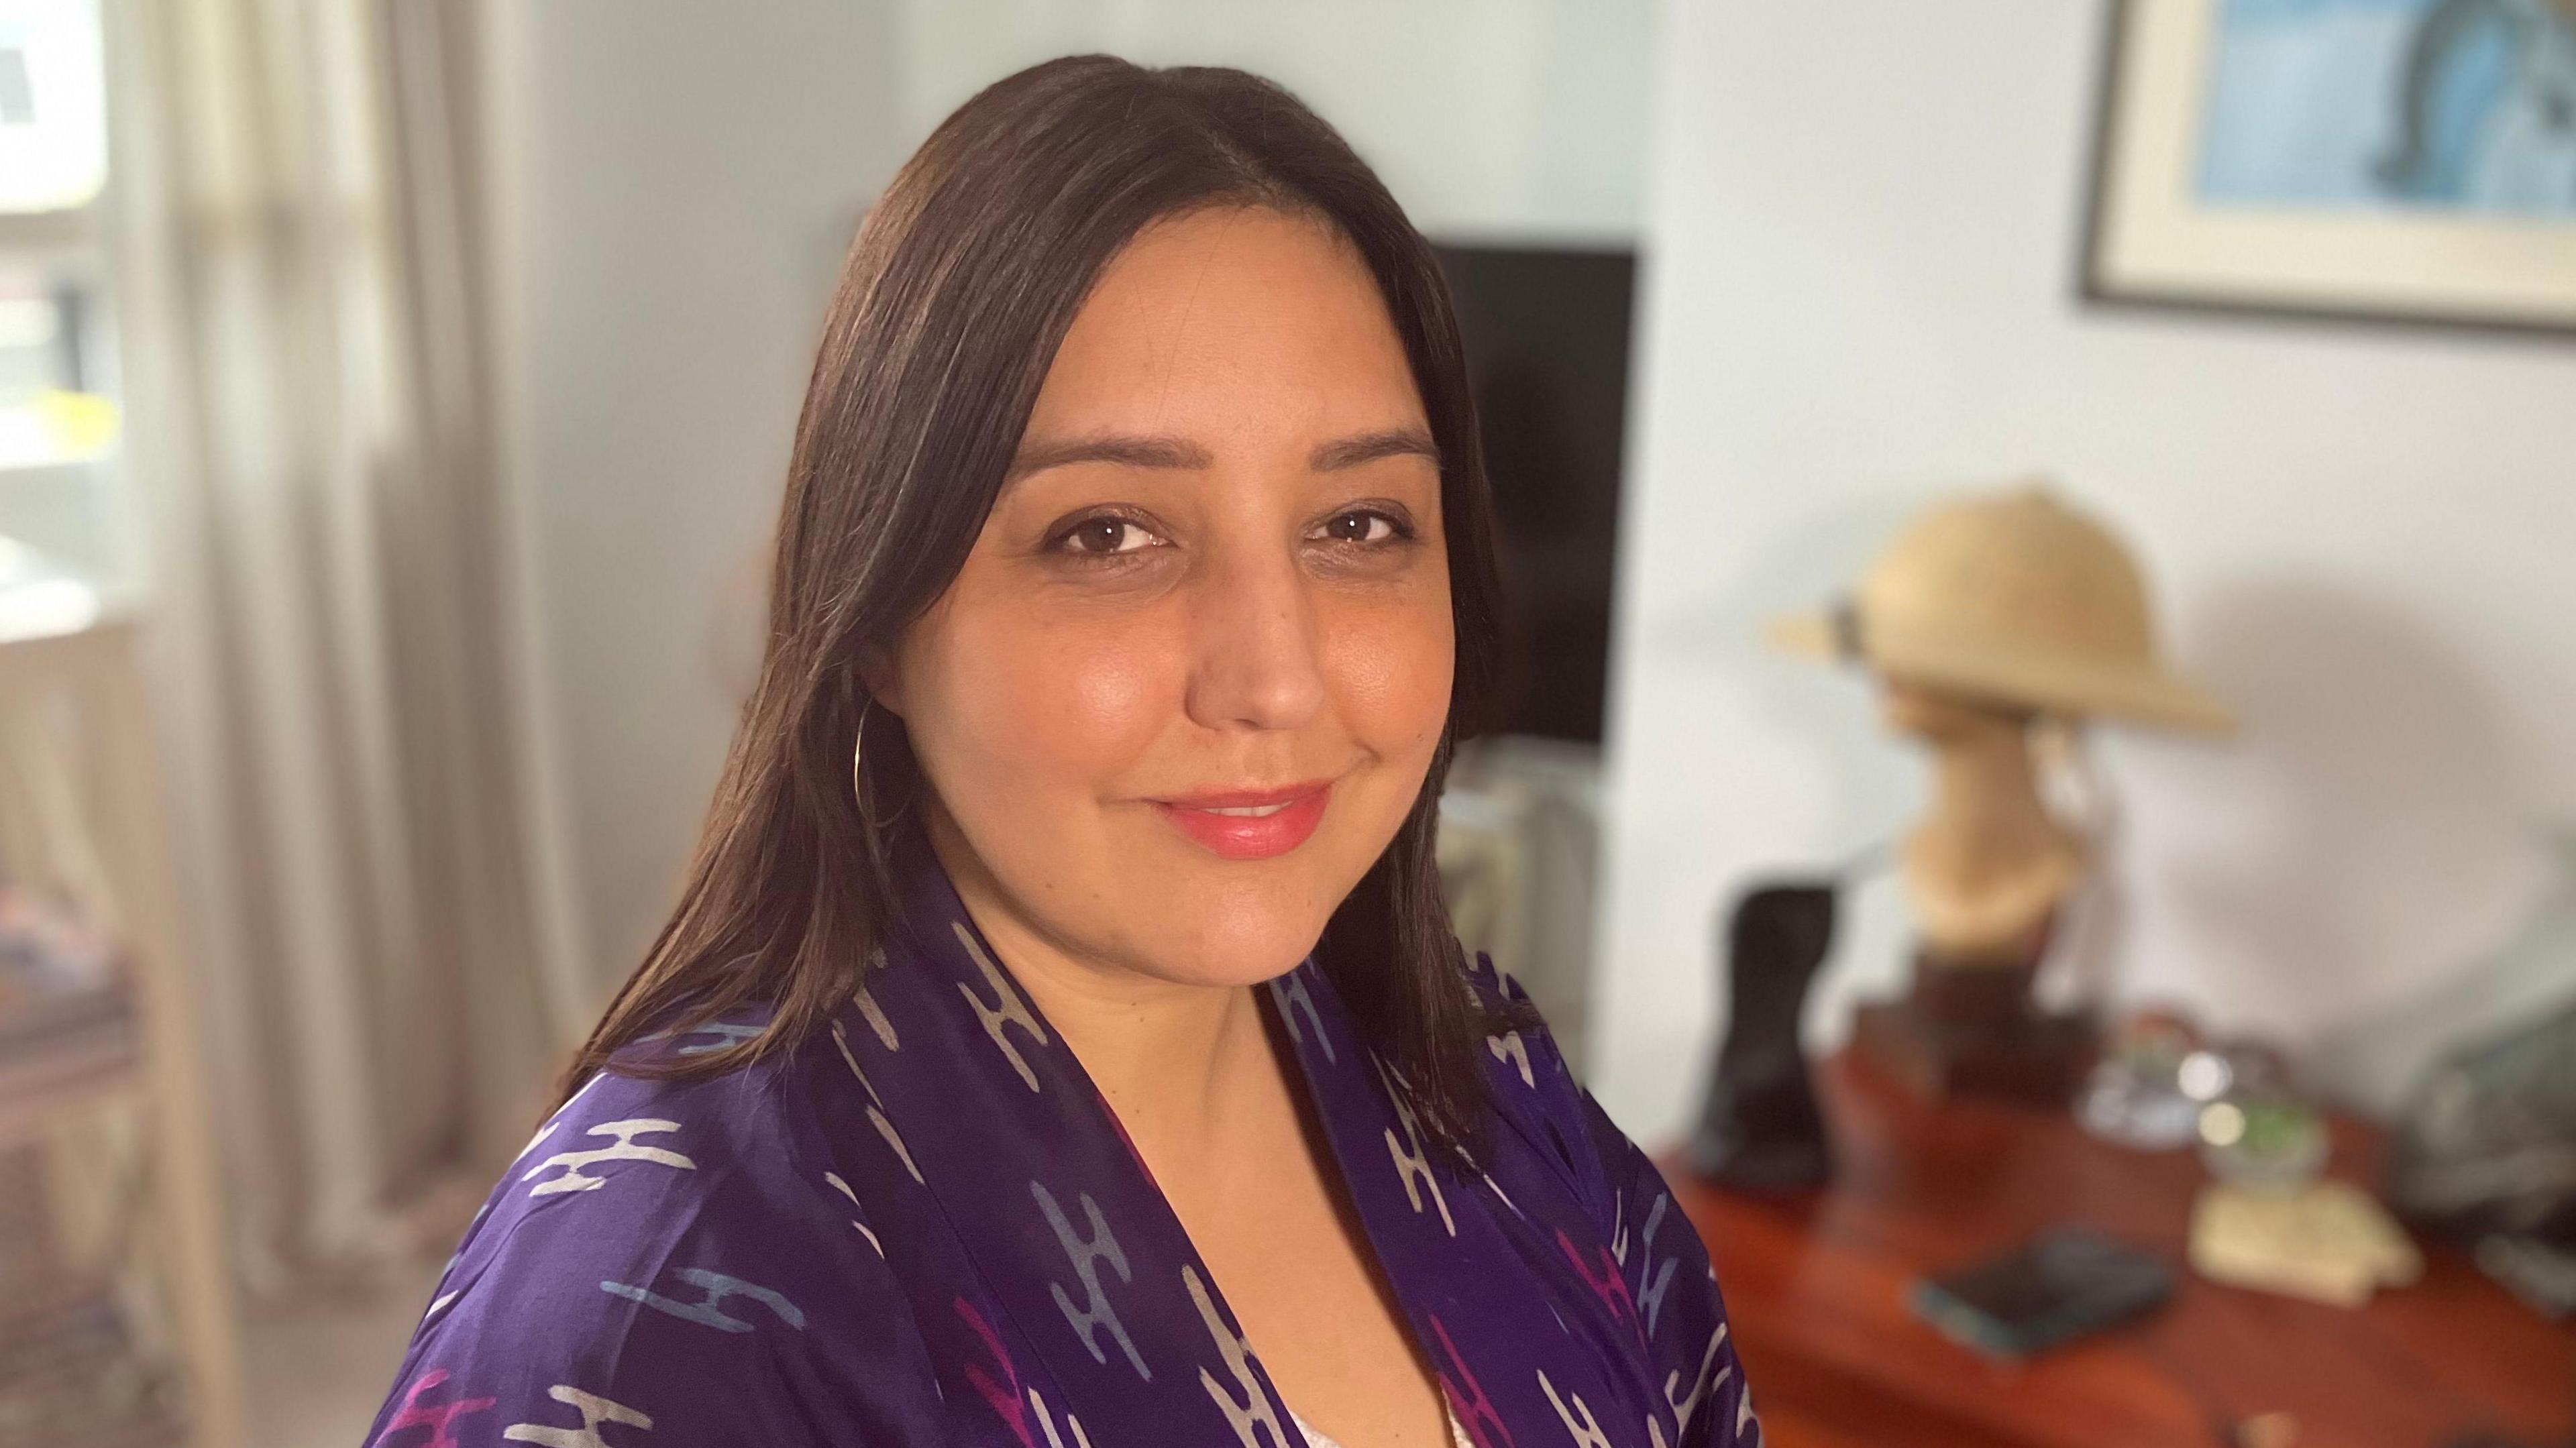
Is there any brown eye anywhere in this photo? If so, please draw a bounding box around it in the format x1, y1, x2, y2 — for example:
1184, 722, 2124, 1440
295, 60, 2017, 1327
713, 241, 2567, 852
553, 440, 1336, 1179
1313, 510, 1401, 545
1053, 516, 1161, 556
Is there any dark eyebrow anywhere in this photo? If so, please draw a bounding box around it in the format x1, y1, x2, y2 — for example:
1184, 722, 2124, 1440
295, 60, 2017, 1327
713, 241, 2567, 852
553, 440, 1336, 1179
1006, 434, 1214, 482
1311, 427, 1440, 472
1004, 427, 1440, 484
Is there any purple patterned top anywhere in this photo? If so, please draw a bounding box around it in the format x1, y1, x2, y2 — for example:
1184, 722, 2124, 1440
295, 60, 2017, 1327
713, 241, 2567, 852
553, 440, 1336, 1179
365, 835, 1758, 1447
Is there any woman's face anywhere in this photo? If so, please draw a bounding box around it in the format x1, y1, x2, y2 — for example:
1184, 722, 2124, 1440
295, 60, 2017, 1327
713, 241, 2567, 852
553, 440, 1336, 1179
880, 206, 1454, 991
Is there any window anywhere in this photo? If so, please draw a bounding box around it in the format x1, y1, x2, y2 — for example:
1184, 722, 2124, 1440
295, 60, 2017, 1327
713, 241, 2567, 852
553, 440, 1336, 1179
0, 0, 120, 631
0, 0, 105, 214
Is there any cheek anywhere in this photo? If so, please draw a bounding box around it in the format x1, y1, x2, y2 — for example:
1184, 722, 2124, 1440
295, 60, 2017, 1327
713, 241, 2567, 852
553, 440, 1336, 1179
1322, 580, 1456, 764
901, 593, 1179, 800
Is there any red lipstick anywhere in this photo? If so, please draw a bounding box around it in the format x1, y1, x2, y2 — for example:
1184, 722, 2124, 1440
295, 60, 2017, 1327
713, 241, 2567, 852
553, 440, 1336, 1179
1152, 780, 1332, 860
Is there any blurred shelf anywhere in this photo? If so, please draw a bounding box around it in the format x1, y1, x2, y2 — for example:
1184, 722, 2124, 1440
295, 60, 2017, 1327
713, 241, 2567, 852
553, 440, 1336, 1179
0, 1289, 189, 1448
0, 1036, 140, 1150
0, 617, 246, 1448
22, 1416, 193, 1448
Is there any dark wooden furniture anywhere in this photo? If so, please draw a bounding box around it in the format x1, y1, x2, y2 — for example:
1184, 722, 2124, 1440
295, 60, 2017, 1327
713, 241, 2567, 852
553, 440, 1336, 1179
1672, 1052, 2575, 1448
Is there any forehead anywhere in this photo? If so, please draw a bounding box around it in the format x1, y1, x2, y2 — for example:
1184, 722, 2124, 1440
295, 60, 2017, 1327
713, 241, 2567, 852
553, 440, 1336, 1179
1025, 206, 1424, 440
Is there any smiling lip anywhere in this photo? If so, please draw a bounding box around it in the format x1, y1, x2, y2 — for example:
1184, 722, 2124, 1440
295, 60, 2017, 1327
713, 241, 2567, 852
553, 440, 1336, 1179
1151, 780, 1334, 860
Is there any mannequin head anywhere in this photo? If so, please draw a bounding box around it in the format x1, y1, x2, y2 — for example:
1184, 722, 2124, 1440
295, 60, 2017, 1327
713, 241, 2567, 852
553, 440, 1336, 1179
1878, 676, 2038, 746
1874, 673, 2084, 962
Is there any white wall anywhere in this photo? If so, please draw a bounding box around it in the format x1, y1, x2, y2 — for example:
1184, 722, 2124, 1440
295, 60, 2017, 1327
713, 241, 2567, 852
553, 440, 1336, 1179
1595, 0, 2576, 1144
483, 2, 1656, 996
484, 2, 909, 991
894, 0, 1654, 245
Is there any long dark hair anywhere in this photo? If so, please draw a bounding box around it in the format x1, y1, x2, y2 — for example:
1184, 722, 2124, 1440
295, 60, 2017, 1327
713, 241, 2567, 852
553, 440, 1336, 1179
559, 56, 1521, 1156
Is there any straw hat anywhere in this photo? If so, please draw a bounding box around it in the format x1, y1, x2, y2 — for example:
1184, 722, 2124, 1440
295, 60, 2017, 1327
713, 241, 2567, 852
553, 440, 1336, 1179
1768, 484, 2232, 731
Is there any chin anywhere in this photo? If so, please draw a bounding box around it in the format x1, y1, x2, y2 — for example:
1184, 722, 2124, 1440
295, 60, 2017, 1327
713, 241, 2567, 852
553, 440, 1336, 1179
1124, 850, 1349, 988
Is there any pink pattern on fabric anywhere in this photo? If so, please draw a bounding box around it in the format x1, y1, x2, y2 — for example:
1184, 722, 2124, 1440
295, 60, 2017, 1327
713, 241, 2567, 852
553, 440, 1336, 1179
955, 1296, 1036, 1448
1428, 1313, 1515, 1448
1556, 1229, 1638, 1328
372, 1368, 496, 1448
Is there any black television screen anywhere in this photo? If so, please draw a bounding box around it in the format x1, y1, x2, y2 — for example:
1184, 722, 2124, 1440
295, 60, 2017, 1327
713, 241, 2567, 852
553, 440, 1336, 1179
1432, 243, 1635, 745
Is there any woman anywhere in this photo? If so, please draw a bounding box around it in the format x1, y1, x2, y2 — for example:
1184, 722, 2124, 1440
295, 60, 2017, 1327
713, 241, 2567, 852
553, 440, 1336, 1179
367, 56, 1754, 1448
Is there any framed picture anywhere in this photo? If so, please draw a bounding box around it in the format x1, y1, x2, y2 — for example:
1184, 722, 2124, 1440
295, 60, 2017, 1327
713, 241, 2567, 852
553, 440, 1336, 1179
2086, 0, 2576, 332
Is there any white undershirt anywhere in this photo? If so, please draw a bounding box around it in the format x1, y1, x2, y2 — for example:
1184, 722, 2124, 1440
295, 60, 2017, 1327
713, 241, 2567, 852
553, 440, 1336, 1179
1289, 1406, 1474, 1448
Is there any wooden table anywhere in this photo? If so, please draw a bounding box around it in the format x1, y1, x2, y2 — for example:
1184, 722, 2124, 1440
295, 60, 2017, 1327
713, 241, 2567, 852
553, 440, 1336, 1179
1672, 1052, 2574, 1448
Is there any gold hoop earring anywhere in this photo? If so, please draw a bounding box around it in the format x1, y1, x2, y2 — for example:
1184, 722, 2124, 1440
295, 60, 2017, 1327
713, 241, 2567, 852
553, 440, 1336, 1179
851, 698, 873, 813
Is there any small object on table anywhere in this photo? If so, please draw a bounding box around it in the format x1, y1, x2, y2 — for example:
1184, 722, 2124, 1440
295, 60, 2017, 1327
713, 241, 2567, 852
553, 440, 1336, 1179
1853, 943, 2100, 1105
2201, 1037, 2296, 1099
2188, 1180, 2423, 1308
2199, 1091, 2331, 1192
1909, 1225, 2176, 1358
2387, 995, 2576, 1306
2473, 1234, 2576, 1321
1687, 879, 1840, 1192
2233, 1412, 2302, 1448
2078, 1007, 2206, 1149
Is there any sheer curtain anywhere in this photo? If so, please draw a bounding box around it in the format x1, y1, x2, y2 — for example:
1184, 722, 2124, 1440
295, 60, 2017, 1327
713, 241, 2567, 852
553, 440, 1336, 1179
105, 0, 590, 1291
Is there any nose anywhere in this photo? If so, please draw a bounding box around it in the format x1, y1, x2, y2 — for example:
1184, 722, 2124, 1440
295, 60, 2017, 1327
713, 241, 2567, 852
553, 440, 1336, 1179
1183, 538, 1327, 734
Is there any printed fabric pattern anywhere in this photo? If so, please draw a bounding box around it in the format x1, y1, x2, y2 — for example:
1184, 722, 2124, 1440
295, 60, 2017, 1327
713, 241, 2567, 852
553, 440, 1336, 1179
366, 832, 1759, 1447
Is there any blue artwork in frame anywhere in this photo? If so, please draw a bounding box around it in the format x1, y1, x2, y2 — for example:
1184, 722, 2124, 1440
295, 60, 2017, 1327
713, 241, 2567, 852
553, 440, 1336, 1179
2088, 0, 2576, 331
2198, 0, 2576, 215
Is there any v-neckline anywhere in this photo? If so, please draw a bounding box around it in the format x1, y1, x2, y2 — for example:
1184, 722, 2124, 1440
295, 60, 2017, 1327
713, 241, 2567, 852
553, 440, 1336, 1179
985, 951, 1470, 1448
839, 828, 1657, 1445
852, 836, 1357, 1443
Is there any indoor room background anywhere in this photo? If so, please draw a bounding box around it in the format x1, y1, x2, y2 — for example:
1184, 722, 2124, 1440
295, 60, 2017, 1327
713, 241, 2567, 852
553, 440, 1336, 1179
1, 1, 2571, 1445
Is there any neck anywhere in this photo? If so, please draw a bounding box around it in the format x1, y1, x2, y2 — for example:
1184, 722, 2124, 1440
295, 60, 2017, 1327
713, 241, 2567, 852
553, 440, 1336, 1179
1900, 708, 2086, 957
923, 805, 1280, 1158
1921, 716, 2061, 863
